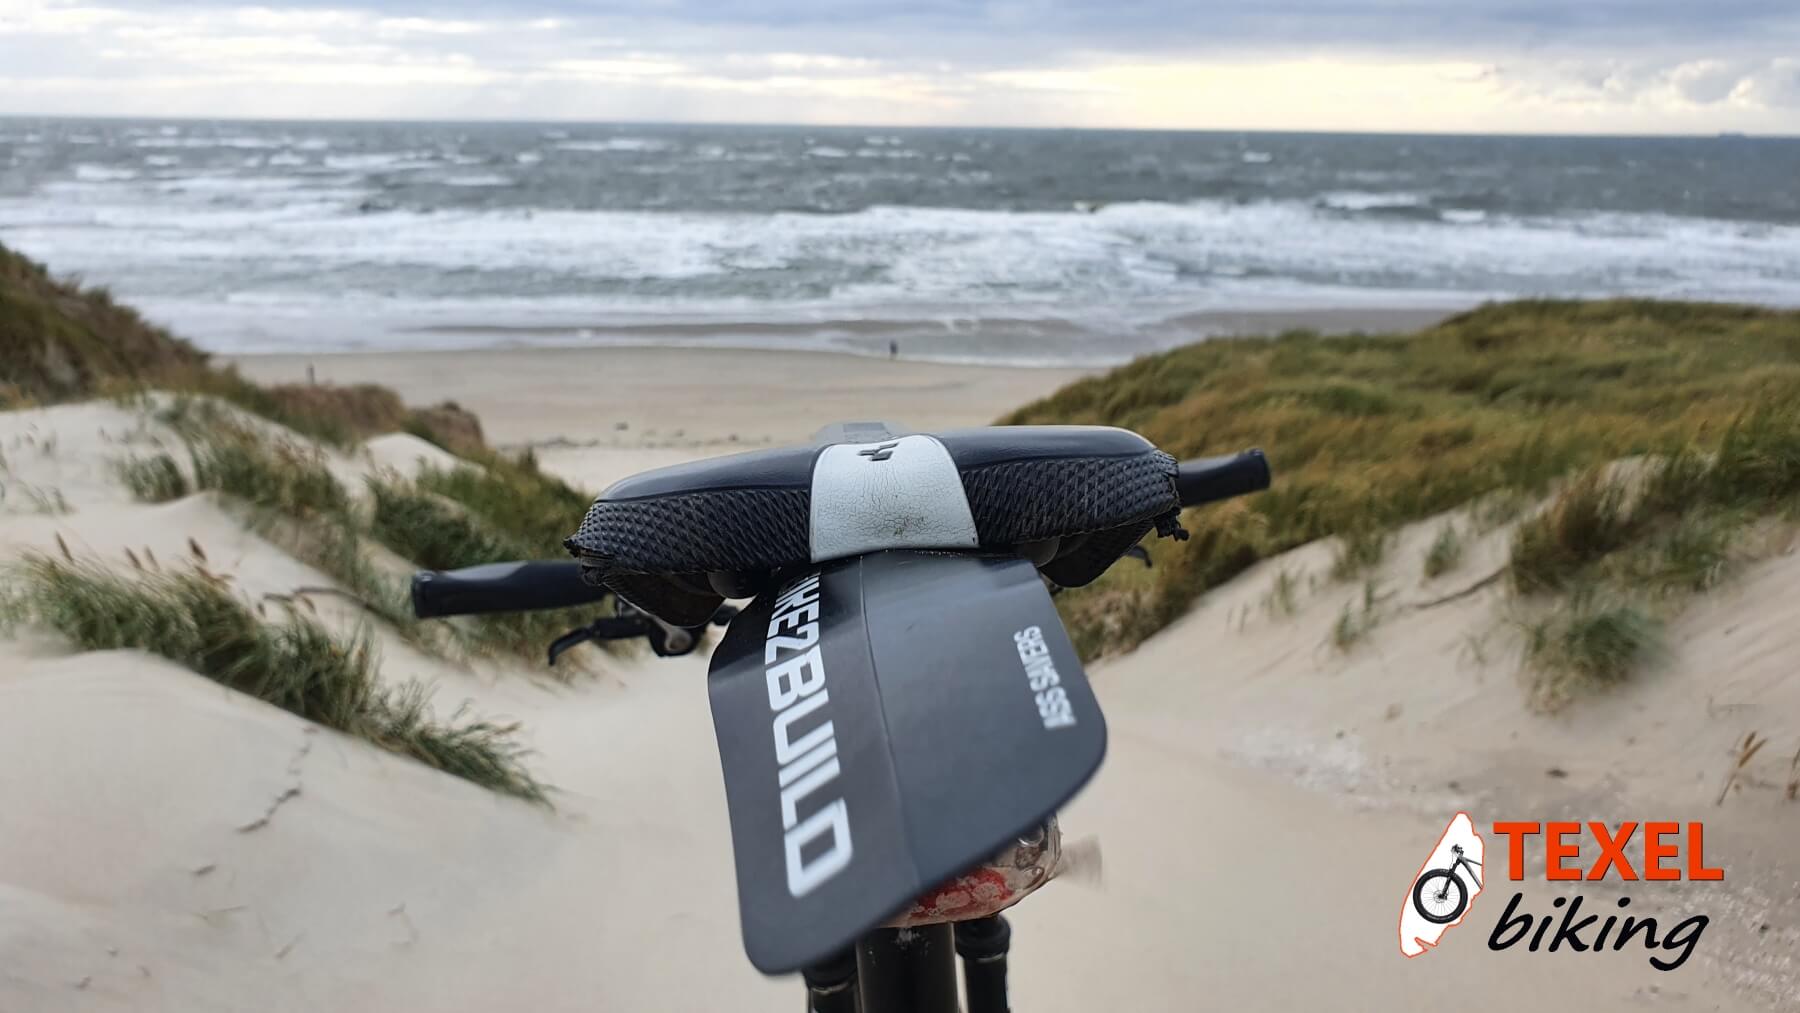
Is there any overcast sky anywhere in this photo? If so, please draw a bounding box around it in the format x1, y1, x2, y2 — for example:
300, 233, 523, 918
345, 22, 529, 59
2, 0, 1798, 132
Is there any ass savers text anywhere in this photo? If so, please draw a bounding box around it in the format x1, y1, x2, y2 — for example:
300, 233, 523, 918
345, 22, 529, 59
1486, 822, 1719, 971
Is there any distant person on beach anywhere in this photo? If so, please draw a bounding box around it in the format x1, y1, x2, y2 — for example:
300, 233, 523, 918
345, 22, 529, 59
889, 340, 899, 360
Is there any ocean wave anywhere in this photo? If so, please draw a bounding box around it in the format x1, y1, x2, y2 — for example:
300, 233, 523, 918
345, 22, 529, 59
131, 136, 285, 150
435, 174, 514, 187
553, 138, 669, 153
1318, 191, 1428, 212
11, 194, 1797, 311
8, 177, 1800, 365
324, 152, 441, 171
73, 164, 138, 182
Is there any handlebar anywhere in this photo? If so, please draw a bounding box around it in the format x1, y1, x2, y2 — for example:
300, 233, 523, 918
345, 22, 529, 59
1174, 449, 1270, 508
410, 447, 1269, 621
410, 560, 604, 619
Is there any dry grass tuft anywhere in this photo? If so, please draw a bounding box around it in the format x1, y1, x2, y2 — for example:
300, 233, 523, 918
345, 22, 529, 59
0, 553, 546, 801
114, 452, 190, 503
1518, 591, 1663, 712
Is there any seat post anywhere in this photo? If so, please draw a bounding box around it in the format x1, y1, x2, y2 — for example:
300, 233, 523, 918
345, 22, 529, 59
955, 916, 1013, 1013
855, 925, 960, 1013
802, 949, 859, 1013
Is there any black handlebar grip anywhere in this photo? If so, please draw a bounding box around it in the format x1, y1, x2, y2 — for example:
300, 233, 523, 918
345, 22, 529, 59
1174, 449, 1271, 507
411, 560, 607, 619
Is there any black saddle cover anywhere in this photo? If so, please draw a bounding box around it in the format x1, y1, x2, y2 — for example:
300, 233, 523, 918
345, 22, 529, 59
566, 422, 1181, 626
706, 549, 1106, 974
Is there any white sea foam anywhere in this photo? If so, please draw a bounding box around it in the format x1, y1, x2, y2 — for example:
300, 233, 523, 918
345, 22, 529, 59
131, 136, 284, 150
554, 138, 668, 153
324, 152, 439, 171
436, 174, 513, 187
1318, 191, 1428, 211
72, 164, 138, 182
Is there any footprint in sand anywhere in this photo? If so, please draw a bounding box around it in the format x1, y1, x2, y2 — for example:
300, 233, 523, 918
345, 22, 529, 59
1400, 811, 1485, 957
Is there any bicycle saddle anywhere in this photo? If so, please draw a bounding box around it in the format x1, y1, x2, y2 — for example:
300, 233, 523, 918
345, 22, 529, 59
565, 421, 1185, 625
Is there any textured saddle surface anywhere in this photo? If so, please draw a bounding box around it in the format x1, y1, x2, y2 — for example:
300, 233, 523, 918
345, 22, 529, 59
565, 423, 1181, 624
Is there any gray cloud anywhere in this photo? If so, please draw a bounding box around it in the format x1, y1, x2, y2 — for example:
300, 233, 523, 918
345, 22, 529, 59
68, 0, 1800, 58
5, 0, 1799, 128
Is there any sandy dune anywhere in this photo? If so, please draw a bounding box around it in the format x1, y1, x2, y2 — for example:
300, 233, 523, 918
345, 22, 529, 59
3, 352, 1796, 1011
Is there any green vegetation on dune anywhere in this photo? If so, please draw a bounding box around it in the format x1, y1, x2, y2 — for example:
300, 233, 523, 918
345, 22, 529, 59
115, 381, 610, 663
1, 241, 483, 451
1, 244, 608, 797
0, 553, 546, 802
367, 458, 617, 662
189, 425, 351, 519
414, 449, 594, 553
368, 479, 529, 571
0, 249, 207, 403
1004, 300, 1800, 660
113, 452, 189, 503
1519, 593, 1664, 712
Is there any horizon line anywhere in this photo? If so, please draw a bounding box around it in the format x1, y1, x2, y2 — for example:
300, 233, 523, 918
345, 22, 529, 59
0, 111, 1792, 141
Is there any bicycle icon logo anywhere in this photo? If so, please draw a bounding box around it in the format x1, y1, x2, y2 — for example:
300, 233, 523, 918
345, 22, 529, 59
1412, 843, 1483, 923
1400, 812, 1486, 957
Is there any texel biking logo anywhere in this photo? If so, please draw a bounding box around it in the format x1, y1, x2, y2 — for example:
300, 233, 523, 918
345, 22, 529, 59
1400, 812, 1719, 972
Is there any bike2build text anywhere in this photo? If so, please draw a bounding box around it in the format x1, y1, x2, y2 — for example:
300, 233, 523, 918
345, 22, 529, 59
1487, 822, 1718, 971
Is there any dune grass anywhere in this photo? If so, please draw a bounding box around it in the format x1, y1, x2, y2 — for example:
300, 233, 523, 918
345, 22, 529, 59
150, 399, 606, 664
1507, 469, 1641, 593
366, 471, 607, 661
1330, 527, 1391, 581
185, 420, 349, 520
287, 516, 422, 635
1519, 592, 1664, 712
114, 452, 190, 503
1510, 403, 1800, 599
367, 478, 530, 570
1494, 403, 1800, 706
3, 241, 488, 453
1261, 566, 1301, 619
157, 406, 428, 643
0, 553, 545, 801
394, 452, 612, 662
413, 450, 593, 553
1004, 299, 1800, 659
1423, 523, 1464, 579
1330, 579, 1389, 653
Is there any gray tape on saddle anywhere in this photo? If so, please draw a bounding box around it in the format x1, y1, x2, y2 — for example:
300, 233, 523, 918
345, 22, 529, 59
809, 435, 979, 563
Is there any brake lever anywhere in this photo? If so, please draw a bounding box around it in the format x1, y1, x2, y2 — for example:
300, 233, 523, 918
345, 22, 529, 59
546, 625, 591, 667
547, 616, 646, 667
546, 603, 742, 666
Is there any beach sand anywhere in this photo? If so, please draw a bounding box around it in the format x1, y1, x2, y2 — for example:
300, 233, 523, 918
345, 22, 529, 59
3, 346, 1795, 1012
226, 346, 1098, 449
